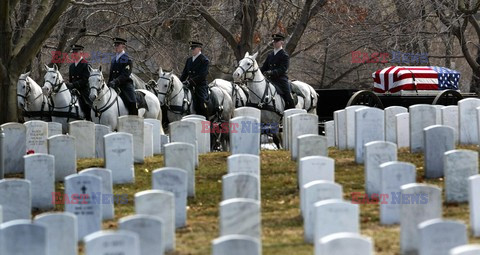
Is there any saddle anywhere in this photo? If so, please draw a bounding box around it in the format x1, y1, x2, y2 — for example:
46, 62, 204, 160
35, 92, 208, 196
205, 88, 221, 120
135, 91, 149, 111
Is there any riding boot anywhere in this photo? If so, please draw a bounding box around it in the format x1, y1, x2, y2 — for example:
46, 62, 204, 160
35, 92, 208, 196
127, 102, 138, 116
283, 93, 295, 110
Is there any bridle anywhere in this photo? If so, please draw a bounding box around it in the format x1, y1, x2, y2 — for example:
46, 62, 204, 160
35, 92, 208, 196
45, 70, 67, 94
17, 78, 31, 101
89, 73, 107, 100
237, 57, 259, 82
157, 74, 174, 97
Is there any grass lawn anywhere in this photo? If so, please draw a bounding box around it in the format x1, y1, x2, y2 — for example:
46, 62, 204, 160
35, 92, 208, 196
20, 145, 480, 254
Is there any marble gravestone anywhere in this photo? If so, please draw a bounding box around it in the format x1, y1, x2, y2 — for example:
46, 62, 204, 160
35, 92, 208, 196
379, 161, 416, 225
144, 119, 162, 155
25, 120, 48, 154
364, 141, 397, 196
469, 175, 480, 237
84, 230, 140, 255
160, 134, 169, 154
289, 113, 318, 160
222, 173, 260, 201
135, 190, 175, 251
0, 131, 3, 178
313, 199, 359, 243
441, 105, 459, 144
0, 179, 31, 222
345, 106, 368, 149
298, 156, 335, 213
395, 112, 410, 148
1, 123, 26, 174
181, 117, 209, 154
79, 168, 115, 220
48, 134, 76, 181
334, 110, 346, 150
400, 183, 442, 255
424, 125, 454, 179
34, 212, 78, 255
119, 215, 165, 255
297, 134, 328, 161
118, 116, 145, 163
164, 142, 195, 197
458, 98, 480, 144
355, 107, 384, 163
227, 154, 260, 176
0, 220, 47, 255
144, 122, 154, 157
303, 180, 343, 243
384, 106, 408, 144
324, 120, 335, 147
64, 174, 102, 241
230, 116, 261, 155
220, 198, 261, 239
445, 150, 478, 203
68, 120, 95, 158
409, 105, 437, 153
450, 244, 480, 255
152, 167, 188, 228
316, 232, 373, 255
24, 154, 54, 210
418, 219, 468, 255
283, 109, 307, 150
104, 132, 135, 184
233, 107, 261, 121
211, 235, 261, 255
47, 122, 62, 137
94, 124, 110, 158
169, 120, 198, 164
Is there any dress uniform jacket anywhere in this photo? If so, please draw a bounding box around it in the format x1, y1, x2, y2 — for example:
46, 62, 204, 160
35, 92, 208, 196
108, 53, 136, 105
180, 53, 210, 103
69, 59, 90, 97
260, 49, 290, 96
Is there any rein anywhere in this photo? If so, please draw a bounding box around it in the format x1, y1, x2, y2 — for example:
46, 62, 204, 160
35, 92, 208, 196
89, 73, 120, 119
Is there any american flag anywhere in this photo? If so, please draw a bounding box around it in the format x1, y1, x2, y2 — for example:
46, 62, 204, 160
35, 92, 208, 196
372, 66, 460, 93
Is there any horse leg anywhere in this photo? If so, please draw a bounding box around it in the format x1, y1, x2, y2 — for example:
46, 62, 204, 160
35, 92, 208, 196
272, 133, 282, 150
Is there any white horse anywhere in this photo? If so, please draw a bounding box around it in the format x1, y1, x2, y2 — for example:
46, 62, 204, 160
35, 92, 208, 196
155, 68, 234, 150
42, 64, 84, 132
232, 52, 318, 147
89, 66, 163, 131
17, 72, 51, 121
209, 78, 248, 108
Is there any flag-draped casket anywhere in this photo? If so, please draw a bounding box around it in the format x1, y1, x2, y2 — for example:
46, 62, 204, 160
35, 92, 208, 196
372, 66, 460, 93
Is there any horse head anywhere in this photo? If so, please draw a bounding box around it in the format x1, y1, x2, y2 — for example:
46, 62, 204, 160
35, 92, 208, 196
43, 64, 64, 96
233, 52, 259, 82
17, 71, 32, 109
88, 65, 106, 101
156, 67, 175, 106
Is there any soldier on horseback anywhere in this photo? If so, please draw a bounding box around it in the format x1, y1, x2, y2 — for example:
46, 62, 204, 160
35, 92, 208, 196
261, 33, 295, 110
180, 41, 210, 119
107, 37, 137, 115
65, 44, 92, 120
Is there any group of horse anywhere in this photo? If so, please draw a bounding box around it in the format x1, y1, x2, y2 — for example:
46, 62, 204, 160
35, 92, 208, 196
16, 52, 318, 150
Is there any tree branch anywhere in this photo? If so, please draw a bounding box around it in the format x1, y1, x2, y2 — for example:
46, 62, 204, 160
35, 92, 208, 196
70, 0, 131, 7
198, 5, 238, 57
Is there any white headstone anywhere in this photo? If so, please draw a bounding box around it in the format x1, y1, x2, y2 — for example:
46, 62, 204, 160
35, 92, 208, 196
384, 106, 408, 143
458, 98, 480, 144
144, 119, 162, 155
345, 106, 368, 149
303, 181, 343, 243
160, 134, 169, 154
212, 234, 261, 255
79, 168, 114, 220
84, 230, 140, 255
297, 134, 328, 161
400, 183, 442, 255
135, 190, 175, 251
95, 124, 111, 158
364, 141, 397, 196
220, 198, 261, 239
64, 174, 102, 241
316, 232, 373, 255
47, 122, 62, 137
334, 110, 346, 149
355, 108, 384, 163
230, 116, 261, 155
222, 173, 260, 201
48, 134, 76, 181
68, 120, 95, 158
118, 116, 145, 163
379, 161, 416, 225
181, 117, 209, 154
227, 154, 260, 176
418, 219, 468, 255
119, 215, 165, 255
445, 150, 478, 203
0, 220, 47, 255
314, 199, 359, 244
25, 120, 48, 154
424, 125, 455, 178
34, 212, 78, 255
324, 120, 335, 147
152, 167, 188, 228
395, 112, 410, 148
290, 113, 318, 160
469, 175, 480, 237
164, 142, 195, 197
450, 244, 480, 255
0, 131, 3, 179
441, 105, 459, 144
104, 132, 135, 184
144, 122, 154, 157
409, 105, 437, 153
283, 109, 307, 150
1, 123, 26, 174
169, 120, 198, 164
233, 107, 261, 121
24, 154, 54, 210
0, 179, 31, 222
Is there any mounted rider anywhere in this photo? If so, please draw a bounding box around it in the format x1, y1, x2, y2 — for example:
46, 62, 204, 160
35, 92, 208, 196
65, 44, 92, 120
261, 33, 295, 110
180, 41, 210, 119
107, 37, 137, 115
